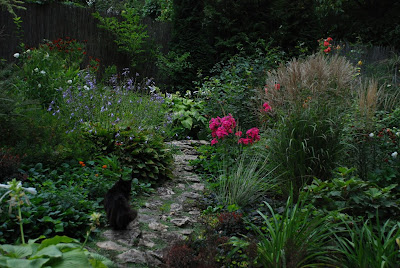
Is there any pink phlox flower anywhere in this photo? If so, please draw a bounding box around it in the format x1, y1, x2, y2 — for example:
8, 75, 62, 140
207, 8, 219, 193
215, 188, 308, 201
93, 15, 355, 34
221, 114, 236, 132
235, 131, 242, 137
238, 138, 252, 145
263, 102, 272, 112
274, 83, 280, 90
216, 127, 229, 139
209, 117, 221, 132
246, 127, 259, 139
211, 138, 218, 145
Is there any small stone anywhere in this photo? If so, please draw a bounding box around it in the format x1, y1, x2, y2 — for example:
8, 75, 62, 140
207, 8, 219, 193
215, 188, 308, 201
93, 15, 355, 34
117, 249, 147, 264
185, 175, 201, 183
191, 183, 205, 191
177, 183, 186, 190
138, 239, 156, 248
138, 214, 159, 224
145, 251, 163, 267
179, 229, 194, 235
170, 216, 191, 227
170, 203, 183, 212
188, 209, 201, 216
181, 192, 202, 199
148, 221, 168, 232
96, 241, 129, 252
157, 187, 175, 195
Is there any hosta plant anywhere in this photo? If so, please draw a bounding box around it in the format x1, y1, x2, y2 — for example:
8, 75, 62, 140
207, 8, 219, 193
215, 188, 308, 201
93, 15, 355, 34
0, 235, 114, 268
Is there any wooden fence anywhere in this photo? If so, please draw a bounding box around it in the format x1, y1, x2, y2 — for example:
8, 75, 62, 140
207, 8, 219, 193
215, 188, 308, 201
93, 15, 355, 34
0, 3, 172, 77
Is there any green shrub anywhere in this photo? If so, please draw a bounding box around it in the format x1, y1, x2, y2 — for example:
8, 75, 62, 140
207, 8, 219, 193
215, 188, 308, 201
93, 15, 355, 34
0, 235, 114, 267
13, 39, 84, 105
345, 107, 400, 185
163, 92, 207, 140
198, 48, 284, 130
0, 181, 101, 244
83, 124, 173, 183
93, 8, 152, 69
302, 167, 400, 221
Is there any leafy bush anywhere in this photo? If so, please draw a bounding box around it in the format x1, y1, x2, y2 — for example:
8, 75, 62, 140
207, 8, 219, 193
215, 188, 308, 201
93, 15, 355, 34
0, 235, 114, 268
198, 48, 284, 130
83, 125, 173, 183
13, 39, 84, 105
163, 92, 207, 140
93, 9, 152, 69
0, 180, 101, 244
302, 167, 400, 221
346, 106, 400, 184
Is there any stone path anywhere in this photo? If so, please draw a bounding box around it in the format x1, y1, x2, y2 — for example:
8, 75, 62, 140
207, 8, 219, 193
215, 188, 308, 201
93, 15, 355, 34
93, 140, 208, 267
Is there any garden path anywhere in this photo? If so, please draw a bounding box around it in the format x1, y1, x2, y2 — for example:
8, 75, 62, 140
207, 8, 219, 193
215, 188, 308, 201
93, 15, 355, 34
92, 140, 208, 268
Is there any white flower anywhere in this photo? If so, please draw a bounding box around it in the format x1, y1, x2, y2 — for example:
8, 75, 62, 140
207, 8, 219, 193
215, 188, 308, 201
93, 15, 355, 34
83, 85, 89, 90
44, 53, 49, 59
34, 68, 39, 72
13, 53, 20, 58
392, 152, 398, 158
25, 49, 31, 53
396, 132, 400, 137
67, 80, 73, 84
23, 187, 37, 195
38, 84, 41, 88
40, 70, 46, 75
369, 133, 374, 138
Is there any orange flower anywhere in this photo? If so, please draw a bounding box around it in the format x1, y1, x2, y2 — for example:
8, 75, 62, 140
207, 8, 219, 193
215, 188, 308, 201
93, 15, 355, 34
95, 174, 99, 177
79, 161, 85, 167
102, 165, 107, 169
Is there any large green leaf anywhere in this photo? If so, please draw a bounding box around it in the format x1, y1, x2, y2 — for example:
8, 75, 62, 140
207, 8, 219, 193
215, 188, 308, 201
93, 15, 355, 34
0, 244, 33, 258
49, 248, 90, 268
86, 252, 114, 268
30, 245, 62, 259
180, 117, 193, 129
38, 236, 77, 250
4, 258, 49, 268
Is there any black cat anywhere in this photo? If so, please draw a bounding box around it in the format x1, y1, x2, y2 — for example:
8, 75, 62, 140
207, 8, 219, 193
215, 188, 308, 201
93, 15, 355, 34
104, 176, 138, 230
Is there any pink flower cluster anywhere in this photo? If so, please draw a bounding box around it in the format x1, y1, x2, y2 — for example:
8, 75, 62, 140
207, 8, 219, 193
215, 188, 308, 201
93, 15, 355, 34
238, 127, 260, 145
209, 114, 236, 145
209, 114, 260, 146
263, 102, 272, 112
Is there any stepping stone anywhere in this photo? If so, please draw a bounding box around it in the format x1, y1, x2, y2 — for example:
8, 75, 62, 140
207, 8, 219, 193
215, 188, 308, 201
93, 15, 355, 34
181, 192, 202, 199
190, 183, 205, 191
170, 203, 183, 212
170, 216, 191, 227
184, 175, 201, 182
117, 249, 147, 264
96, 241, 129, 252
148, 221, 168, 232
